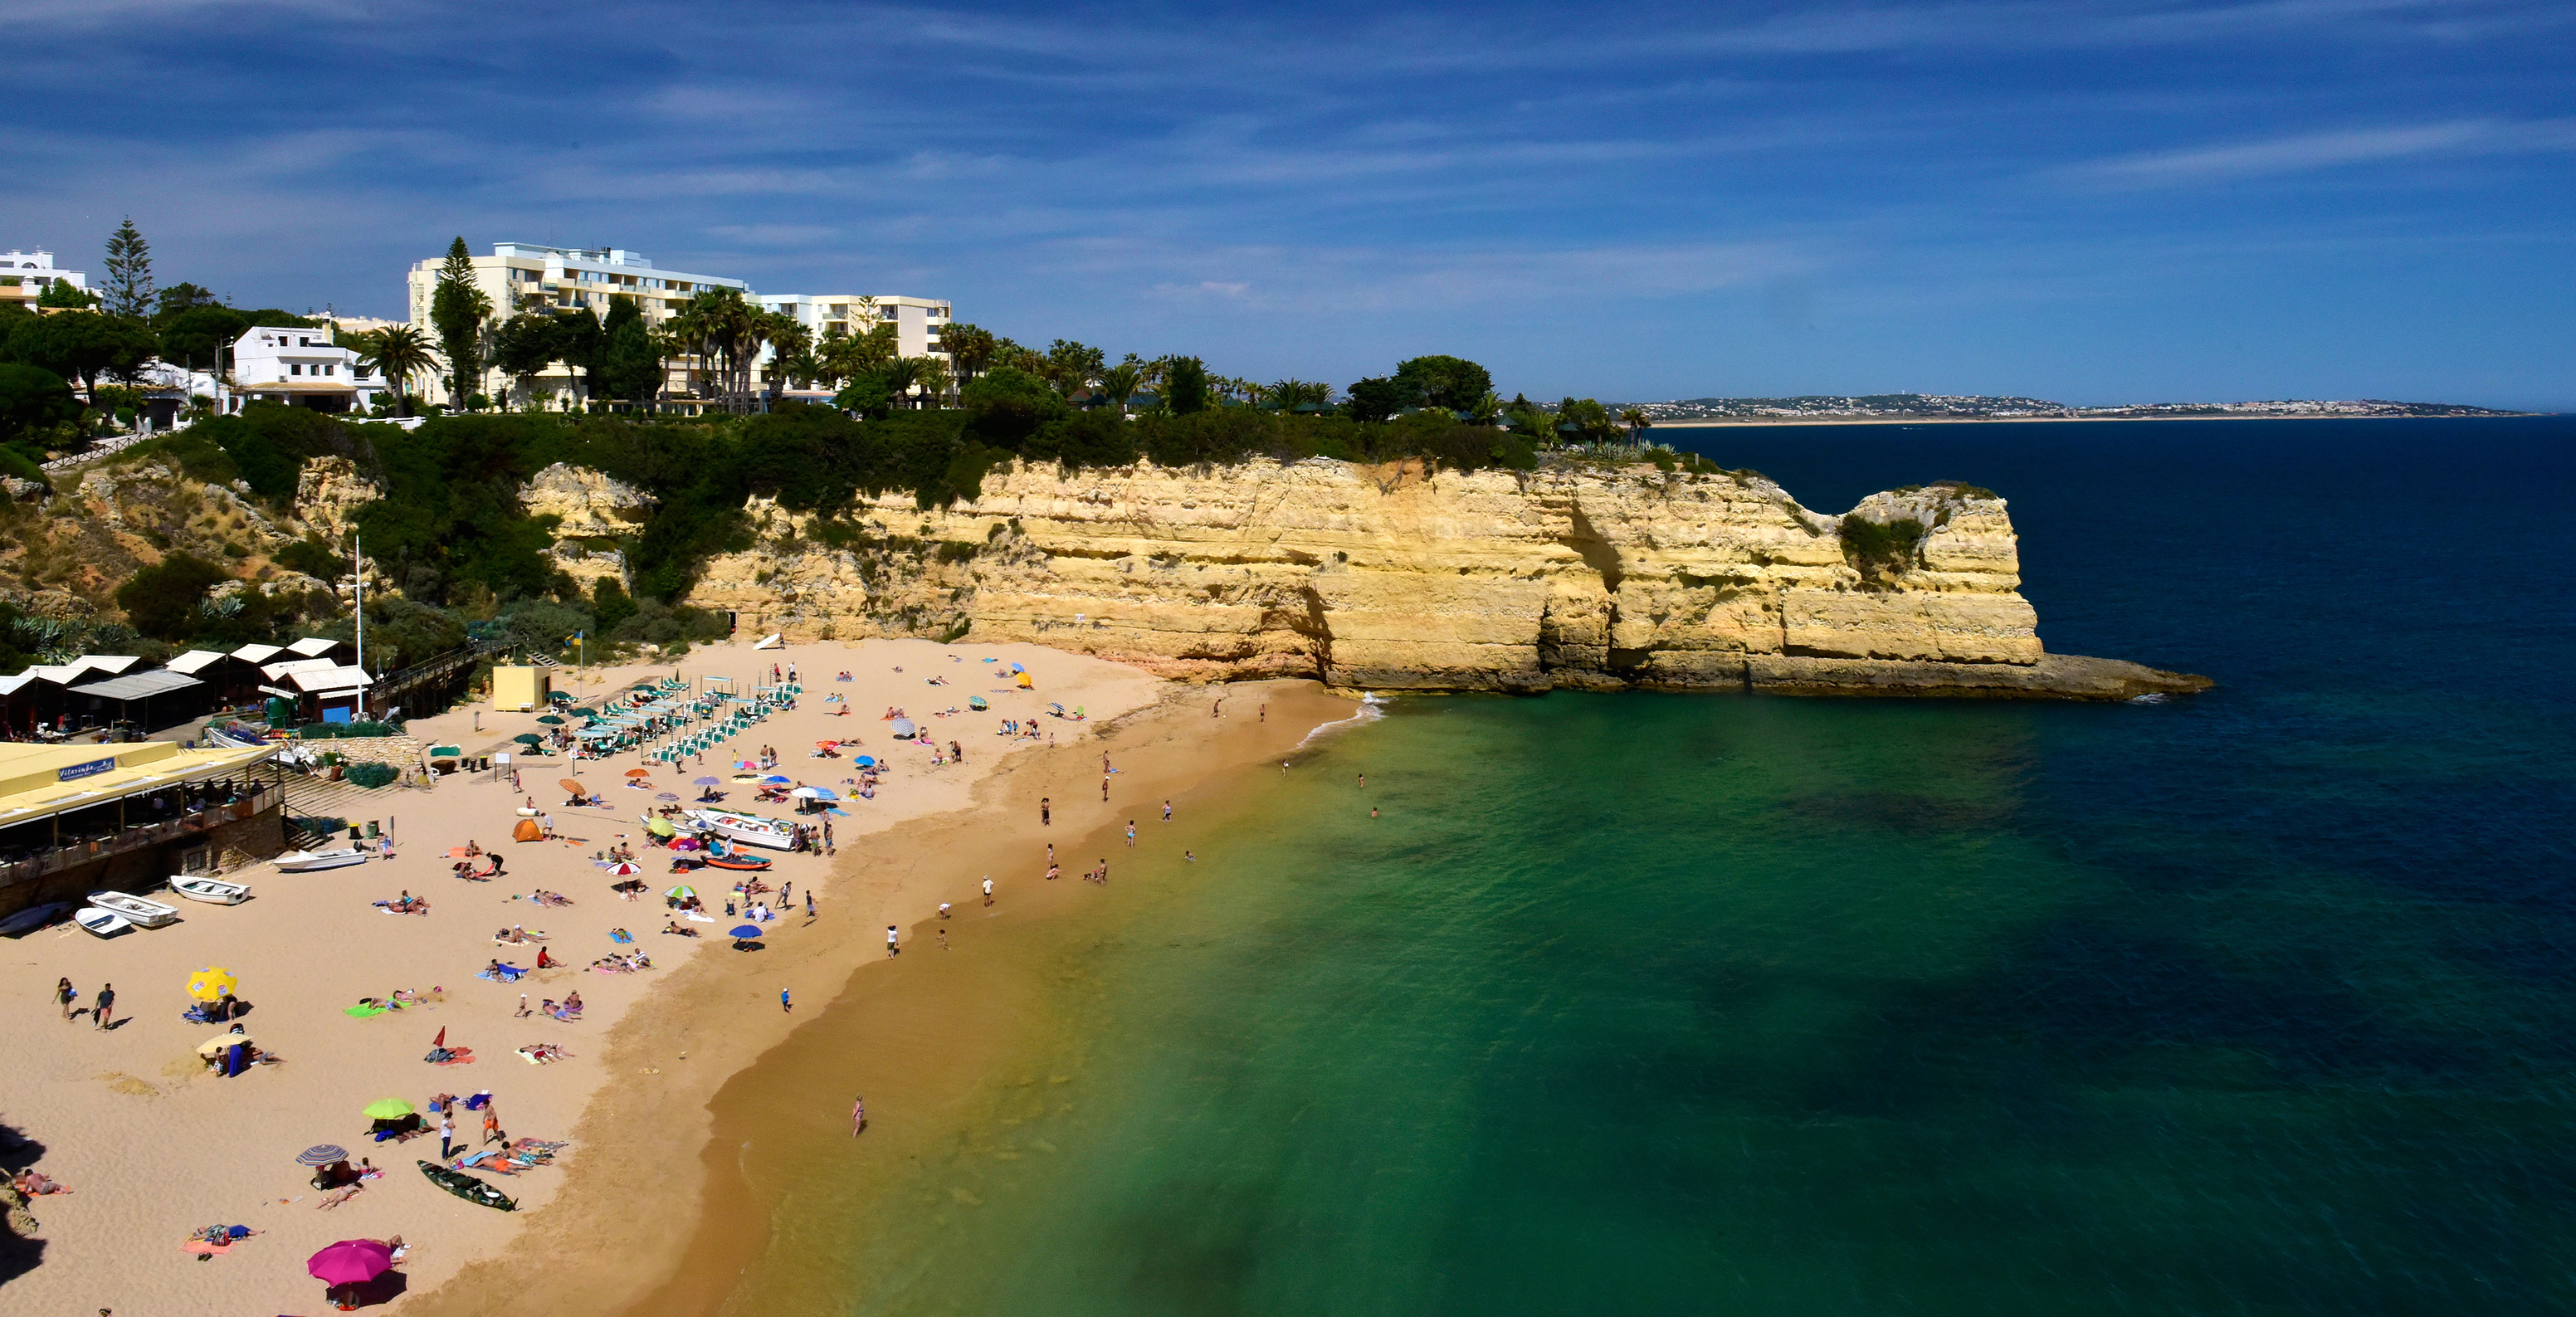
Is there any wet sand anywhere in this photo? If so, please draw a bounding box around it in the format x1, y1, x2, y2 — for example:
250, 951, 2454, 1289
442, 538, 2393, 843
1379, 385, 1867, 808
397, 679, 1351, 1316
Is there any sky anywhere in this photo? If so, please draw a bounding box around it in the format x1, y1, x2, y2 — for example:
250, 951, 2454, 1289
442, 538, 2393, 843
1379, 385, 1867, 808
6, 0, 2571, 408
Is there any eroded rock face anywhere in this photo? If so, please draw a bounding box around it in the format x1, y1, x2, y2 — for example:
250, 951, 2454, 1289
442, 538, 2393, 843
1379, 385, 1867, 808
682, 458, 2206, 700
295, 457, 379, 545
520, 463, 656, 589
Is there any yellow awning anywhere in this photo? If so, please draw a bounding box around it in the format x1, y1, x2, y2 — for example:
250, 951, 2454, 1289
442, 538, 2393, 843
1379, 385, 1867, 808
0, 741, 276, 828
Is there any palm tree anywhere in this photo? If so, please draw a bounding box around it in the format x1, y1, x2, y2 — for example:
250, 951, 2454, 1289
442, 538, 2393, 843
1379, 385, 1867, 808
939, 323, 997, 385
915, 355, 954, 407
1263, 379, 1332, 411
1097, 362, 1143, 412
1619, 407, 1651, 446
820, 322, 897, 383
354, 324, 435, 417
1469, 390, 1505, 426
878, 356, 929, 409
764, 314, 815, 402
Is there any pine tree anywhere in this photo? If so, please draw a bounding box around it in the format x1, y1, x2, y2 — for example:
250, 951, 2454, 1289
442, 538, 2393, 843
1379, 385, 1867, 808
101, 217, 154, 319
429, 237, 492, 407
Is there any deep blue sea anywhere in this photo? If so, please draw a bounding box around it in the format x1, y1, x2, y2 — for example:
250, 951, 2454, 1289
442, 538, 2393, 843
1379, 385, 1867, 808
723, 417, 2576, 1316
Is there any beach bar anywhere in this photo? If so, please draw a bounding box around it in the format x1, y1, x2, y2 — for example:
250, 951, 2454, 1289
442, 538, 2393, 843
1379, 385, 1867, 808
0, 739, 285, 919
492, 666, 550, 713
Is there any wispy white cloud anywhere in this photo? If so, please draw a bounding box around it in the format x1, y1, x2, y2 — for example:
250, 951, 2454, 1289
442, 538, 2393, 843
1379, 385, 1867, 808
2065, 116, 2576, 185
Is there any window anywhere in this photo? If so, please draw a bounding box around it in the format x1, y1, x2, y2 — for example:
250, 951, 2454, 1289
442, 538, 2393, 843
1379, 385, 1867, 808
290, 363, 302, 376
324, 363, 335, 376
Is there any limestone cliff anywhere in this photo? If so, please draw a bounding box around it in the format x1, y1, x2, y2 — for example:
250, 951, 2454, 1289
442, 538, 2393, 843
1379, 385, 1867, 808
666, 458, 2205, 700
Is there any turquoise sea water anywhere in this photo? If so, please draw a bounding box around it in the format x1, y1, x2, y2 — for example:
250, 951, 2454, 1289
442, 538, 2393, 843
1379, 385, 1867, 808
763, 418, 2576, 1315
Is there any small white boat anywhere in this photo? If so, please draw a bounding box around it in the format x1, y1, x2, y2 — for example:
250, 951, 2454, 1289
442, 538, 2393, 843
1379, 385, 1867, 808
73, 906, 134, 938
85, 890, 179, 928
171, 876, 252, 905
0, 902, 70, 937
273, 847, 369, 872
682, 809, 800, 850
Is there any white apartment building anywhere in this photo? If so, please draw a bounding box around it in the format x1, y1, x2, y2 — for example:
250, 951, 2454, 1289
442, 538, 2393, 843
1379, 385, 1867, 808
225, 325, 385, 414
0, 250, 86, 307
401, 243, 952, 409
757, 295, 950, 362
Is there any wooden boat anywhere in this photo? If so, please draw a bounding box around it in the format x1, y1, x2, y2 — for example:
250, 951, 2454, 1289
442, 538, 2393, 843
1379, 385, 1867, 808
273, 847, 368, 872
682, 809, 798, 851
417, 1159, 515, 1211
171, 876, 252, 905
0, 902, 70, 937
701, 844, 773, 872
85, 890, 179, 928
73, 906, 134, 938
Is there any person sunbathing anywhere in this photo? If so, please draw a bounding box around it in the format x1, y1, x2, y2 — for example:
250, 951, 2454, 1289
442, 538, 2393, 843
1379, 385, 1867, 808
662, 920, 699, 937
464, 841, 483, 856
13, 1169, 70, 1196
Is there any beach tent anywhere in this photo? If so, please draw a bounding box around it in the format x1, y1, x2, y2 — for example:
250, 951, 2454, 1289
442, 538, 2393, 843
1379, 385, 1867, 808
512, 818, 543, 841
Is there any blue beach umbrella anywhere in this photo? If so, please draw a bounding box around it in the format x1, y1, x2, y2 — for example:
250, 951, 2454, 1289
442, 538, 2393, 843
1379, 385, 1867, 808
762, 774, 791, 784
729, 924, 764, 939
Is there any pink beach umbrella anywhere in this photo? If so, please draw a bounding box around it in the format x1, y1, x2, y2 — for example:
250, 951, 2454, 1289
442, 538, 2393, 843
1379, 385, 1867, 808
308, 1237, 394, 1286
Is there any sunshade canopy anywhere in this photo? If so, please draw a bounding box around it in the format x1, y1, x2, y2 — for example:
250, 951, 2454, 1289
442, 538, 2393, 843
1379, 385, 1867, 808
186, 967, 237, 1001
361, 1097, 413, 1119
308, 1238, 394, 1285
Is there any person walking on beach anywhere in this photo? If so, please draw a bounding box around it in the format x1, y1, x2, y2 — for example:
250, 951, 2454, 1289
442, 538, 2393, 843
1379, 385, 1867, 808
781, 987, 793, 1012
806, 890, 815, 918
823, 820, 834, 855
851, 1095, 866, 1136
1097, 858, 1109, 885
1125, 821, 1135, 847
1102, 776, 1110, 802
91, 983, 114, 1030
1163, 800, 1172, 822
886, 925, 900, 956
482, 1103, 503, 1147
1358, 772, 1365, 789
1260, 704, 1266, 723
438, 1110, 456, 1159
938, 927, 949, 949
983, 876, 994, 906
55, 977, 75, 1022
1040, 798, 1051, 827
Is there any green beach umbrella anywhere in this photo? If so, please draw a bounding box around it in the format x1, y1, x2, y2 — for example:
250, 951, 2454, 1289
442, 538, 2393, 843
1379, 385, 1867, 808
514, 734, 543, 745
362, 1097, 414, 1120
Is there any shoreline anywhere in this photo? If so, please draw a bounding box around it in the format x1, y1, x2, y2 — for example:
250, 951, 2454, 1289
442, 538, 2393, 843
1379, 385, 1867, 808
399, 677, 1347, 1316
1643, 412, 2542, 427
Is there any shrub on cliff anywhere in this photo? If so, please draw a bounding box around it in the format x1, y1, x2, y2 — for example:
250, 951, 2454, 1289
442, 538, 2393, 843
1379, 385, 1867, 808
1839, 515, 1925, 580
116, 552, 232, 638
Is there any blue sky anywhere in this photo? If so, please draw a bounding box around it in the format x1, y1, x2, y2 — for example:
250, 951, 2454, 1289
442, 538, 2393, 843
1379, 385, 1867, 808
7, 0, 2571, 407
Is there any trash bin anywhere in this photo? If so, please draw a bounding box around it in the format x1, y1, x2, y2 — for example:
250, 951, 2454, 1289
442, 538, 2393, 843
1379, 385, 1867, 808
365, 821, 379, 839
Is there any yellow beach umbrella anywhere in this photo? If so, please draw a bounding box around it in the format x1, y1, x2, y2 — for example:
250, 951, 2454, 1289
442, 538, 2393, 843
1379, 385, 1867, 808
186, 967, 238, 1002
645, 818, 676, 837
196, 1030, 254, 1055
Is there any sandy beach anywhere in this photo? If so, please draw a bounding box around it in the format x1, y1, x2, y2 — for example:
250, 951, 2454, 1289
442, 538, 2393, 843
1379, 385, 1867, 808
0, 637, 1187, 1315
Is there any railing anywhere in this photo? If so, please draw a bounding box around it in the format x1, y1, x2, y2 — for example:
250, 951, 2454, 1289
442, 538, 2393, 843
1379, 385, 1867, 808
0, 783, 280, 890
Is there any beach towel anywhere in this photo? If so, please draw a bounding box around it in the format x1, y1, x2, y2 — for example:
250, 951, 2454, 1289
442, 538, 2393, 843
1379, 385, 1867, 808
476, 965, 527, 983
609, 929, 633, 944
425, 1046, 476, 1065
344, 1003, 389, 1018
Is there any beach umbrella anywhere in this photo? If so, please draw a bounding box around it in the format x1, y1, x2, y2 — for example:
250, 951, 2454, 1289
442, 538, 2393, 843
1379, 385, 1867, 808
430, 745, 461, 758
656, 792, 681, 801
624, 768, 652, 778
185, 966, 238, 1002
762, 774, 791, 784
360, 1097, 414, 1120
559, 778, 585, 793
645, 818, 676, 837
729, 924, 764, 939
606, 861, 642, 876
514, 734, 543, 745
536, 715, 565, 725
296, 1144, 349, 1167
196, 1030, 255, 1054
790, 785, 822, 798
853, 755, 876, 768
308, 1238, 395, 1287
665, 885, 697, 900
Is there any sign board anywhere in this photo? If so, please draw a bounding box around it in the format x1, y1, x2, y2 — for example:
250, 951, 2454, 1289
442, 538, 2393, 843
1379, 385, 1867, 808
57, 757, 115, 783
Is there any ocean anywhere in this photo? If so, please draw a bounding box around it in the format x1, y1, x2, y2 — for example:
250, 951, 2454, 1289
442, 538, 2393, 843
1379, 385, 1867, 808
701, 417, 2576, 1315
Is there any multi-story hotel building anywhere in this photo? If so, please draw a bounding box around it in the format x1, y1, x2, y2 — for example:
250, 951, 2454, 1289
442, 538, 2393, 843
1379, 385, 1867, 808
402, 244, 949, 409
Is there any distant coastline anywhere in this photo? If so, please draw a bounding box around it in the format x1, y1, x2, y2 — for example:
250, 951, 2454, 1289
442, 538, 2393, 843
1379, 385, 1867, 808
1618, 393, 2535, 426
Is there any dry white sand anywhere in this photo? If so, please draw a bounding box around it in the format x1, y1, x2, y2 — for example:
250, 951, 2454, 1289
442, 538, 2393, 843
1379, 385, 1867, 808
0, 637, 1164, 1315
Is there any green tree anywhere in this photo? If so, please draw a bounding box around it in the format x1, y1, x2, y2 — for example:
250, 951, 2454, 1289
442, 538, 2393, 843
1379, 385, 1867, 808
1618, 406, 1651, 445
591, 575, 639, 635
1042, 339, 1105, 396
1160, 355, 1210, 415
428, 237, 492, 406
817, 322, 896, 384
1392, 355, 1493, 412
550, 309, 605, 405
157, 305, 250, 377
152, 282, 222, 324
1097, 361, 1143, 412
878, 356, 928, 409
0, 363, 81, 443
101, 218, 154, 319
354, 324, 435, 417
12, 310, 155, 398
490, 313, 562, 408
1262, 378, 1333, 411
1344, 376, 1406, 425
116, 552, 232, 640
599, 296, 661, 406
763, 312, 813, 402
939, 322, 997, 384
37, 280, 97, 310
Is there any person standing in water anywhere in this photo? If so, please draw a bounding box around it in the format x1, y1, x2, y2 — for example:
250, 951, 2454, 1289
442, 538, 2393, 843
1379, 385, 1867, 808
851, 1096, 866, 1135
1125, 821, 1136, 847
1040, 798, 1051, 827
886, 925, 900, 956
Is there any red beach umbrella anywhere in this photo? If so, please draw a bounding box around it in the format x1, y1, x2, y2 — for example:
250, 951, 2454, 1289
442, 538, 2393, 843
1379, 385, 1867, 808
307, 1237, 394, 1285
